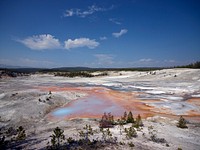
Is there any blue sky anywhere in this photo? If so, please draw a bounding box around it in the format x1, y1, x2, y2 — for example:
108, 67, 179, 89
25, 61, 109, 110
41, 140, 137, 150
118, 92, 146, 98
0, 0, 200, 68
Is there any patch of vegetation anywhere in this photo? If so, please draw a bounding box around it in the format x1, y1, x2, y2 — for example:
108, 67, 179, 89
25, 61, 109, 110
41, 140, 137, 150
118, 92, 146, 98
133, 114, 143, 128
175, 61, 200, 69
0, 135, 8, 149
119, 141, 125, 145
6, 127, 17, 136
100, 128, 117, 143
99, 112, 114, 128
116, 112, 143, 128
78, 124, 94, 143
127, 111, 135, 123
47, 124, 117, 149
16, 126, 26, 141
166, 143, 170, 147
177, 116, 188, 129
47, 127, 65, 149
117, 111, 135, 125
128, 141, 135, 147
124, 126, 137, 139
54, 71, 109, 78
148, 126, 166, 143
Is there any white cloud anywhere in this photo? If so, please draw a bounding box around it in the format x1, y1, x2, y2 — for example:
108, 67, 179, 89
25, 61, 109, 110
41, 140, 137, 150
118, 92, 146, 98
139, 58, 153, 62
18, 34, 61, 50
112, 29, 128, 38
94, 54, 114, 65
100, 36, 107, 40
64, 38, 99, 49
109, 18, 121, 25
64, 5, 113, 18
64, 9, 74, 17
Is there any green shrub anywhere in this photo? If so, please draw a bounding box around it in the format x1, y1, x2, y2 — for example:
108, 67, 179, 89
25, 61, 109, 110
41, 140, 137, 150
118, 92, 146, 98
177, 116, 188, 128
16, 126, 26, 141
127, 111, 134, 123
119, 141, 125, 145
79, 124, 94, 143
49, 127, 65, 149
133, 114, 143, 128
100, 128, 116, 143
124, 126, 137, 139
66, 137, 75, 144
128, 141, 135, 147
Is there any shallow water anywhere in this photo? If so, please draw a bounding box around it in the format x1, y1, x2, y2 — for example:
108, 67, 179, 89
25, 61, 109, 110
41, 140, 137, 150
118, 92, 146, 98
51, 94, 126, 118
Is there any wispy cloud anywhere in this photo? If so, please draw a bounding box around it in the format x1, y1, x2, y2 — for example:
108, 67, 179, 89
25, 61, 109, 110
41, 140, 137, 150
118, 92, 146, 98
0, 58, 57, 68
100, 36, 107, 40
17, 34, 61, 50
109, 18, 121, 25
164, 59, 176, 63
139, 58, 153, 62
19, 58, 56, 67
94, 54, 114, 65
64, 38, 99, 49
64, 5, 113, 18
112, 29, 128, 38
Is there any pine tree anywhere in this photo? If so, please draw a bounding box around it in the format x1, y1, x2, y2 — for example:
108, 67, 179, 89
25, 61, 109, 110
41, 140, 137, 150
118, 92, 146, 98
121, 111, 127, 123
132, 114, 143, 128
50, 127, 65, 149
177, 116, 188, 128
127, 111, 134, 123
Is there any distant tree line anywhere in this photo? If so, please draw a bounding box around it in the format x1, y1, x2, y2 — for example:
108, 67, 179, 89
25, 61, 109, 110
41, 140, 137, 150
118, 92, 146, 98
175, 61, 200, 69
54, 71, 108, 78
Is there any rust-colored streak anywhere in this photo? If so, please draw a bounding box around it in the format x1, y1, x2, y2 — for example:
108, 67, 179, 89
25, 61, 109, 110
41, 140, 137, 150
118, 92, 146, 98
37, 86, 200, 120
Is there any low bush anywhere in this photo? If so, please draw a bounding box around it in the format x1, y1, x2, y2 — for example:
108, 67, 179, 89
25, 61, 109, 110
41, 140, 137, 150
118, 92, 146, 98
16, 126, 26, 141
177, 116, 188, 129
124, 126, 137, 139
128, 141, 135, 147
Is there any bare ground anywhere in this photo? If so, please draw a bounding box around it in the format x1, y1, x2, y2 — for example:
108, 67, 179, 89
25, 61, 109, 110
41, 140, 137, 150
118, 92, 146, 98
0, 68, 200, 149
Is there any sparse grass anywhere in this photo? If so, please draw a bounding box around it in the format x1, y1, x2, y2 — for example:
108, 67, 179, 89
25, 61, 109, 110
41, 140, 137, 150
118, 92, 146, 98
148, 126, 166, 143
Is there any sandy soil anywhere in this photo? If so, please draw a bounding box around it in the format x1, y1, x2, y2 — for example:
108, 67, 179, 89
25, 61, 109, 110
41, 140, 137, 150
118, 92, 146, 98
0, 68, 200, 149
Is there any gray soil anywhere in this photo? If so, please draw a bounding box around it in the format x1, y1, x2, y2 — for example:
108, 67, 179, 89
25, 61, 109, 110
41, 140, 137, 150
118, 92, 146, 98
0, 69, 200, 150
